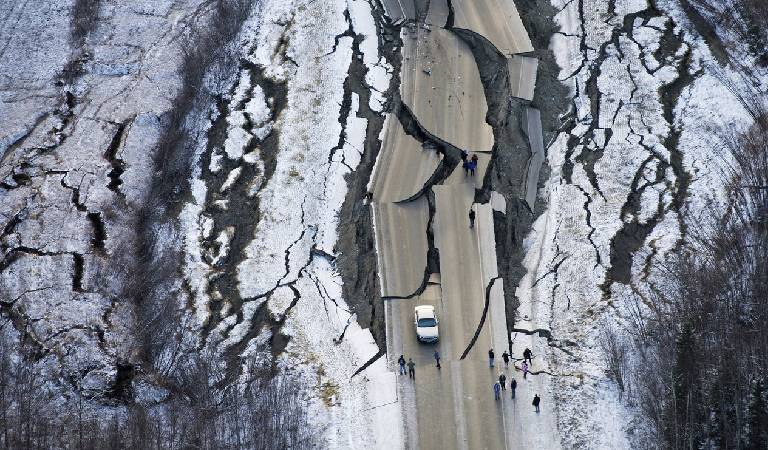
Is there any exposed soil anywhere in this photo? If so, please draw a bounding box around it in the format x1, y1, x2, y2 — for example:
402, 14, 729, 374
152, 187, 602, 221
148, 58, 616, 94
197, 63, 288, 349
336, 2, 403, 350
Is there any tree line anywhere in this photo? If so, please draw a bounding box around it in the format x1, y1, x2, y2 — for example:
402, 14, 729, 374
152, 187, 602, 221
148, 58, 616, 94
0, 329, 319, 449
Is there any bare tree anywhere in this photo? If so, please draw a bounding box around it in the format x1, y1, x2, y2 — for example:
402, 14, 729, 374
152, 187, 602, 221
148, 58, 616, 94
598, 320, 629, 398
623, 108, 768, 448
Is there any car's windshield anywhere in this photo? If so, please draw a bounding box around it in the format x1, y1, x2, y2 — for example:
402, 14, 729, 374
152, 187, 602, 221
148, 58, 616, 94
417, 317, 437, 327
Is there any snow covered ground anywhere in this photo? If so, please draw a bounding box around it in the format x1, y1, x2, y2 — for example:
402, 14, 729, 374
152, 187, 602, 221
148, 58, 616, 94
2, 0, 399, 446
522, 0, 757, 446
5, 0, 760, 446
0, 0, 205, 396
178, 0, 401, 446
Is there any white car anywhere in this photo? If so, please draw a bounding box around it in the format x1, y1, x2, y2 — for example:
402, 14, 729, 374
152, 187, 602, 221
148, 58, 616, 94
414, 305, 439, 343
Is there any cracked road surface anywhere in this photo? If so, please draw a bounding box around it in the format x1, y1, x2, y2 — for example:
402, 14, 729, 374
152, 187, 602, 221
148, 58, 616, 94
451, 0, 534, 55
386, 173, 513, 450
373, 198, 431, 298
400, 27, 494, 152
372, 0, 567, 445
385, 170, 558, 449
382, 0, 448, 26
369, 115, 441, 203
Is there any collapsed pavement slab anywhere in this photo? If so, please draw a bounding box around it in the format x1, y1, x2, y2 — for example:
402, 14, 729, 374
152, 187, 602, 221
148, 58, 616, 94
400, 27, 494, 153
508, 55, 539, 101
451, 0, 534, 55
381, 0, 416, 23
368, 114, 442, 203
522, 107, 545, 211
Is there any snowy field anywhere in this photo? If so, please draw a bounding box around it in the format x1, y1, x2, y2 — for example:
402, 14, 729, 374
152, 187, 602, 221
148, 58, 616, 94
1, 0, 202, 396
1, 0, 399, 446
178, 0, 400, 446
524, 0, 757, 446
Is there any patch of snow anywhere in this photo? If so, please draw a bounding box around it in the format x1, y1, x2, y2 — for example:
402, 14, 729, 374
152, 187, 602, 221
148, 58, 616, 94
348, 0, 392, 113
209, 147, 224, 173
181, 177, 212, 330
220, 166, 243, 193
245, 84, 273, 139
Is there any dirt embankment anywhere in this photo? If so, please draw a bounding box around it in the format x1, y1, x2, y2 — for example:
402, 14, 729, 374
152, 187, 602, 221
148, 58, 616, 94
335, 3, 403, 350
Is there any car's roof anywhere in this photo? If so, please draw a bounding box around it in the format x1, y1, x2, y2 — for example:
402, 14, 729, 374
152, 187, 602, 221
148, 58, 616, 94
414, 305, 435, 318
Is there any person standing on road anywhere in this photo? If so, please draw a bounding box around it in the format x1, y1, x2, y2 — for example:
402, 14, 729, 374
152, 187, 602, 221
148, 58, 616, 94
398, 355, 406, 375
522, 360, 529, 379
434, 350, 441, 369
502, 350, 510, 368
493, 382, 501, 400
510, 378, 517, 399
407, 358, 416, 379
523, 347, 533, 365
488, 349, 495, 368
499, 372, 507, 390
533, 394, 541, 413
469, 208, 476, 228
470, 154, 478, 176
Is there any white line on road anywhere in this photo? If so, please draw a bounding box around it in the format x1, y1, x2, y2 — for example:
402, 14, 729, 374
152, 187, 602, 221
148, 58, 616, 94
450, 361, 469, 450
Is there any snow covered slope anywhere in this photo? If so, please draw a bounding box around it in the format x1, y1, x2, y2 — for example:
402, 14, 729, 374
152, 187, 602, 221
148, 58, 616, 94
527, 0, 757, 446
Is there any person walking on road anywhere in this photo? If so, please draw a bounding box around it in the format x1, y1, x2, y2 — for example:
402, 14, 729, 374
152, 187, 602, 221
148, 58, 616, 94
488, 349, 495, 368
533, 394, 541, 413
407, 358, 416, 379
523, 347, 533, 365
522, 360, 529, 379
398, 355, 406, 375
469, 154, 478, 176
510, 378, 517, 399
434, 350, 441, 369
493, 382, 501, 400
469, 208, 476, 228
499, 372, 507, 390
502, 350, 510, 368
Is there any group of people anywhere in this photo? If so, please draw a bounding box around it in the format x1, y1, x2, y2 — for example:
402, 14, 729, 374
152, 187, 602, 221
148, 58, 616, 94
488, 347, 533, 368
397, 355, 417, 379
489, 348, 541, 413
397, 347, 542, 413
398, 351, 442, 380
462, 151, 479, 176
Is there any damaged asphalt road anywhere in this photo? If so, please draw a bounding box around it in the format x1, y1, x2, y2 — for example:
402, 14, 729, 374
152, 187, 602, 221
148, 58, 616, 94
361, 0, 570, 448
